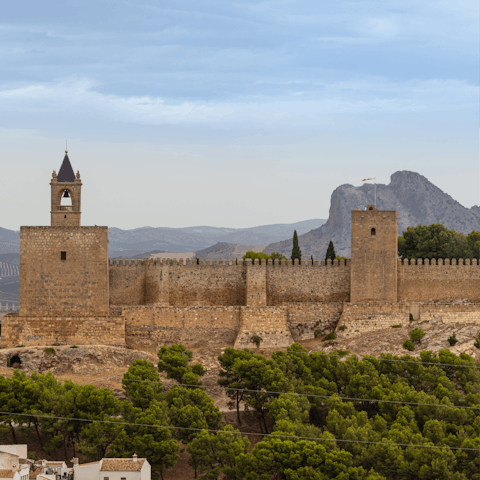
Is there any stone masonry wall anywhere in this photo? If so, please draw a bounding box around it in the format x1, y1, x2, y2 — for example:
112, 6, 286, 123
266, 260, 350, 304
419, 303, 480, 323
246, 259, 267, 306
109, 259, 350, 307
110, 261, 146, 305
1, 314, 125, 348
234, 306, 293, 349
398, 259, 480, 302
110, 259, 246, 307
123, 305, 241, 352
287, 302, 344, 340
20, 227, 109, 316
336, 302, 410, 338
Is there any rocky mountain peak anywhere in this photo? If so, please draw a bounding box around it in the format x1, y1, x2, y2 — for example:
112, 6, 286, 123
264, 171, 480, 258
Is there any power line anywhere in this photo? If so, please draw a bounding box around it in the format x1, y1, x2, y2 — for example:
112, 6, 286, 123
122, 379, 480, 411
0, 410, 478, 452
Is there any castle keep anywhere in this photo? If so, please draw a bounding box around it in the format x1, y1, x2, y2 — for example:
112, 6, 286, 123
2, 155, 479, 351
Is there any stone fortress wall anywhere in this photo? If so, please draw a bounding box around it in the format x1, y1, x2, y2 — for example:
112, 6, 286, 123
105, 256, 479, 351
2, 160, 480, 353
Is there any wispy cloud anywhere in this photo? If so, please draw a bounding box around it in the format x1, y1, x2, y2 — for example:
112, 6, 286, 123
0, 76, 476, 128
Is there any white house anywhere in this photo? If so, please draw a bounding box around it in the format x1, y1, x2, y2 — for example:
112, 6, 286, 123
0, 445, 28, 471
0, 466, 29, 480
39, 460, 70, 478
73, 455, 151, 480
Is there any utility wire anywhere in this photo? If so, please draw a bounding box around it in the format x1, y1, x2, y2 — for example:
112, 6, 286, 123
0, 410, 478, 452
121, 379, 480, 411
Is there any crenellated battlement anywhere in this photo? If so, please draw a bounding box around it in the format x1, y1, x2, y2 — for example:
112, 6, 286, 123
398, 258, 479, 266
108, 257, 351, 267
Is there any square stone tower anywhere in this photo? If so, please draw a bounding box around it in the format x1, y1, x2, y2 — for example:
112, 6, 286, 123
350, 205, 398, 302
19, 151, 109, 316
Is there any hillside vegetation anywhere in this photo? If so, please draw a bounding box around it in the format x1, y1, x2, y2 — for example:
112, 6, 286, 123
1, 344, 479, 479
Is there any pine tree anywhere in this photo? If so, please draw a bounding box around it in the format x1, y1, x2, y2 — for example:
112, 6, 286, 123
291, 230, 302, 262
326, 240, 336, 262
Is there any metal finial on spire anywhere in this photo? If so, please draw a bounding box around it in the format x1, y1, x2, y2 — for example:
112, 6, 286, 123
65, 140, 68, 153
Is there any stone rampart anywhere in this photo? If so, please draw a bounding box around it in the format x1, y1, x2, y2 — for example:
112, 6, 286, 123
336, 303, 410, 338
397, 258, 480, 302
287, 302, 344, 340
123, 305, 241, 352
108, 258, 351, 307
234, 306, 293, 349
1, 314, 125, 348
419, 303, 480, 323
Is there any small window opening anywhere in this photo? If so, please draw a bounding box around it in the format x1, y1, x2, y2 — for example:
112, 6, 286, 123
61, 251, 67, 260
371, 228, 376, 236
368, 206, 374, 210
64, 215, 67, 218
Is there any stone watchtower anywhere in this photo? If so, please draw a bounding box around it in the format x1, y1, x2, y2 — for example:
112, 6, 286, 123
350, 205, 398, 302
17, 151, 110, 318
50, 150, 82, 226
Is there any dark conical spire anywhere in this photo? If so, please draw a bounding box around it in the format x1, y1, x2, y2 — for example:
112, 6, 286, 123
57, 151, 75, 182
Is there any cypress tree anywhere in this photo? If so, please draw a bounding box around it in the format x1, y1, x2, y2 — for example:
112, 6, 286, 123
291, 230, 302, 262
326, 240, 336, 262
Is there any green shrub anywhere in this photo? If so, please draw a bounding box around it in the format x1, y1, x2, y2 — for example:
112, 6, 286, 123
474, 333, 480, 349
332, 350, 350, 357
338, 325, 346, 331
44, 348, 56, 355
448, 334, 458, 346
322, 332, 336, 342
6, 358, 10, 367
251, 335, 262, 348
70, 345, 78, 348
314, 330, 321, 339
391, 325, 402, 328
15, 345, 24, 348
409, 313, 414, 322
409, 327, 426, 343
403, 339, 415, 351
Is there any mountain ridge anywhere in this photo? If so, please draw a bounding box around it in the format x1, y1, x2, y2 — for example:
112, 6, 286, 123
264, 171, 480, 258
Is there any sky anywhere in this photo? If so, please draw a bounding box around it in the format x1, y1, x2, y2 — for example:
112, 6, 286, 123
1, 0, 478, 230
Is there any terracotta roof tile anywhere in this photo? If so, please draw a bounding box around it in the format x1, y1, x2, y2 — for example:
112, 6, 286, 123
0, 470, 15, 478
76, 461, 100, 467
100, 458, 146, 472
29, 467, 41, 479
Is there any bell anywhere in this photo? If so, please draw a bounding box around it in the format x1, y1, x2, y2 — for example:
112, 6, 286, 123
63, 190, 70, 198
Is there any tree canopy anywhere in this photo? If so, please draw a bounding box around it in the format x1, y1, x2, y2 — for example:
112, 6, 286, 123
398, 224, 479, 260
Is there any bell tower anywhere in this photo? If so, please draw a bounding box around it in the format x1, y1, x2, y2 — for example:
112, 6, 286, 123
50, 150, 82, 226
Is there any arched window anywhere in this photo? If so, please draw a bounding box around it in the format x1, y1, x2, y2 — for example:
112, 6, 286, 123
371, 227, 376, 236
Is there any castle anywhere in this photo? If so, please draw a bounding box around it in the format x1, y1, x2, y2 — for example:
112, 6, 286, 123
2, 154, 480, 351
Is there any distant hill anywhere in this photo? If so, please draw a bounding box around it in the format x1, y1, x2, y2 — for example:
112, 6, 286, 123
195, 243, 266, 260
264, 171, 480, 258
107, 219, 326, 255
0, 220, 326, 258
0, 227, 19, 254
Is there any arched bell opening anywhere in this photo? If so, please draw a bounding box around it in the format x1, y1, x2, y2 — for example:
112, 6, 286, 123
60, 189, 72, 206
371, 227, 376, 237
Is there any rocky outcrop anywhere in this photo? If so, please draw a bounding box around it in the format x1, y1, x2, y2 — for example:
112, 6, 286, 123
265, 171, 480, 258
